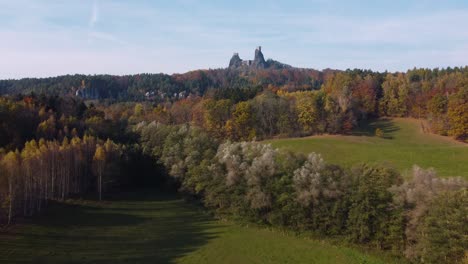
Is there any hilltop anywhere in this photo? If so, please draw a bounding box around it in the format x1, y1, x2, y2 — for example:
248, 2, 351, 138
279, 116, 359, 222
228, 46, 292, 70
0, 49, 328, 101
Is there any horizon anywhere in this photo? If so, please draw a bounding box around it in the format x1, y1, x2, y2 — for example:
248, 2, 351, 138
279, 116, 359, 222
3, 62, 468, 81
1, 0, 468, 79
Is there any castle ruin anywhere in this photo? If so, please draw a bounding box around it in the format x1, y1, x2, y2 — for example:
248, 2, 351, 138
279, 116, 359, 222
229, 46, 266, 69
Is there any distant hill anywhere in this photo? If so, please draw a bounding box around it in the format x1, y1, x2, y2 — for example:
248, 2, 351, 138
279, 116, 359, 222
0, 49, 334, 101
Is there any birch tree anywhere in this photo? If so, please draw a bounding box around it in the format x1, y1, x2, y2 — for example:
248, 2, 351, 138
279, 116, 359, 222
93, 145, 106, 201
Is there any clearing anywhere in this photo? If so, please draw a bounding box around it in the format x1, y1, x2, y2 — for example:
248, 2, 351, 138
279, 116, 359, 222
266, 118, 468, 178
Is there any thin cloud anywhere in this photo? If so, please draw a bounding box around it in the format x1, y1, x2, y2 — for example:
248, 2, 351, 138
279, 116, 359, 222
87, 1, 126, 46
89, 1, 99, 27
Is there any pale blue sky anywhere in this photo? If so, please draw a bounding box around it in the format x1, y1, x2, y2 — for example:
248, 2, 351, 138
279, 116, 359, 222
1, 0, 467, 78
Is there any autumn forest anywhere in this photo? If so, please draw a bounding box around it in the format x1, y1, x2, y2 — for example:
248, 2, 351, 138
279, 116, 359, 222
0, 64, 467, 263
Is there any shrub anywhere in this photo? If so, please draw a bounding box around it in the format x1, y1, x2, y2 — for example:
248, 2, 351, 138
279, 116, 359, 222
347, 164, 403, 247
375, 128, 385, 138
416, 190, 467, 263
390, 165, 467, 260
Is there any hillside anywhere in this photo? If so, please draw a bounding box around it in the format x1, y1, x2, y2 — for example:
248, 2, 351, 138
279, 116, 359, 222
0, 47, 327, 101
267, 118, 468, 178
0, 192, 401, 264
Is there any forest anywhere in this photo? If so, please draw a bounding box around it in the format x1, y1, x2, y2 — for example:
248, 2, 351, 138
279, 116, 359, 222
0, 66, 467, 263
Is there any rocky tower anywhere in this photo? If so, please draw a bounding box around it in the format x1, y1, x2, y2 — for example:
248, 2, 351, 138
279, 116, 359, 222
229, 46, 275, 69
229, 52, 243, 68
252, 46, 266, 69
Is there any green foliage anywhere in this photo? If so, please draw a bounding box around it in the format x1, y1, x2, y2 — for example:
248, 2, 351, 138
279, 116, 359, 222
389, 165, 467, 260
447, 87, 468, 141
251, 92, 294, 137
134, 103, 144, 116
137, 123, 219, 195
226, 101, 256, 141
295, 92, 321, 134
293, 154, 351, 234
135, 122, 466, 262
203, 99, 232, 138
415, 190, 468, 263
347, 164, 402, 246
380, 73, 409, 117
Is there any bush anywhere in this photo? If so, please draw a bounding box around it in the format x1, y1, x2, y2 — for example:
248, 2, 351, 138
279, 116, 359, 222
415, 190, 468, 263
347, 164, 403, 247
375, 128, 384, 138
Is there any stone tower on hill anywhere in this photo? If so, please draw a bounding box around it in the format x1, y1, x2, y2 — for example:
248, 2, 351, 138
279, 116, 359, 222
229, 46, 266, 69
229, 52, 243, 68
252, 46, 266, 69
228, 46, 292, 70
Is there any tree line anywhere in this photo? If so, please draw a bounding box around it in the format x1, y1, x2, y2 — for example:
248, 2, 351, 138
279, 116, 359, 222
0, 95, 136, 150
2, 67, 467, 141
103, 69, 467, 142
0, 95, 163, 224
0, 68, 325, 101
0, 136, 123, 225
136, 122, 467, 263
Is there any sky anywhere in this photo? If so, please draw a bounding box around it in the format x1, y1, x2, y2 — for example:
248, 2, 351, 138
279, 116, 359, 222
1, 0, 468, 79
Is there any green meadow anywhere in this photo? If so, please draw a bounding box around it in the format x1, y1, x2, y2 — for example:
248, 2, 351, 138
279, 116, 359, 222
267, 118, 468, 178
0, 192, 401, 264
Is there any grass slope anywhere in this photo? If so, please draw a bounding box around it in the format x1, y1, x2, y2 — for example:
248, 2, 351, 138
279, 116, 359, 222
0, 192, 399, 264
267, 118, 468, 178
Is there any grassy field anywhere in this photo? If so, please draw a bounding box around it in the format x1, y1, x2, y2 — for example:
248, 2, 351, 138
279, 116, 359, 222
267, 118, 468, 178
0, 192, 401, 264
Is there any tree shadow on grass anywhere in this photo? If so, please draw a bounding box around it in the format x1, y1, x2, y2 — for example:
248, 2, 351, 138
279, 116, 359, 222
352, 118, 400, 139
0, 191, 224, 264
25, 202, 148, 228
